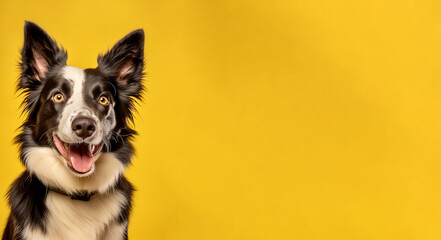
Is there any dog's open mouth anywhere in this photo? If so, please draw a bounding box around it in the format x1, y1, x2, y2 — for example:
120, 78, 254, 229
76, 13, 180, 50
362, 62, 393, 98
53, 134, 103, 174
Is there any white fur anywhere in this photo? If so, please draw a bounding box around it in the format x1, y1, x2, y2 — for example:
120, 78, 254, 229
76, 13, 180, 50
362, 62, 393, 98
57, 66, 104, 146
23, 191, 127, 240
100, 221, 128, 240
24, 147, 125, 194
57, 66, 86, 143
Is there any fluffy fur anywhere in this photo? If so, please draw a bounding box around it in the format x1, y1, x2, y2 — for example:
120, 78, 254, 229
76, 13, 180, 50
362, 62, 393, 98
2, 21, 144, 240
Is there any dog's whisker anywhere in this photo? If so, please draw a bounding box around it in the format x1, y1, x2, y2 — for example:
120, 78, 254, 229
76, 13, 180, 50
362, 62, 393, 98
109, 131, 119, 143
110, 130, 126, 145
119, 133, 133, 137
38, 127, 57, 142
103, 137, 111, 152
118, 135, 125, 145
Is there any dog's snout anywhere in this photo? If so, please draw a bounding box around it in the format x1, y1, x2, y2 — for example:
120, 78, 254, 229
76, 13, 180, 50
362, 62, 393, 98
72, 117, 96, 139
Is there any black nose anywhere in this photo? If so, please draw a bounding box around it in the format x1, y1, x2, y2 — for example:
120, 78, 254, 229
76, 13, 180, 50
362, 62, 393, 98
72, 117, 96, 139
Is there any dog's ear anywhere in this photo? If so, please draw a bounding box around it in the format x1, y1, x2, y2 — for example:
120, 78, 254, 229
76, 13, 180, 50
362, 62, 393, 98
20, 21, 67, 89
97, 29, 144, 99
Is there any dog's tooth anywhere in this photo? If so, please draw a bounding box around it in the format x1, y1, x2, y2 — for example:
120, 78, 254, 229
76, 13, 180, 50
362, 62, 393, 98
93, 144, 103, 156
88, 144, 95, 156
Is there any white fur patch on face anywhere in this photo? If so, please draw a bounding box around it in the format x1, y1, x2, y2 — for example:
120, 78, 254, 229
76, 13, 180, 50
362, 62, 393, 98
23, 191, 127, 240
57, 66, 103, 145
24, 147, 125, 194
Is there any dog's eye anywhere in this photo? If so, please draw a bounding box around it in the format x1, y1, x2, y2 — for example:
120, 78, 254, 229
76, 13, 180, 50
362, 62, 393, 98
98, 96, 110, 106
52, 93, 65, 103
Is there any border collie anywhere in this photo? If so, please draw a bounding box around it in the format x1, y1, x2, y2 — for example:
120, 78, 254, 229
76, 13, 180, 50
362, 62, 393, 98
2, 21, 144, 240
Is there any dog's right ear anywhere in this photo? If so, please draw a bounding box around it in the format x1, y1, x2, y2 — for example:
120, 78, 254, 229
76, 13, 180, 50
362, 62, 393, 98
20, 21, 67, 89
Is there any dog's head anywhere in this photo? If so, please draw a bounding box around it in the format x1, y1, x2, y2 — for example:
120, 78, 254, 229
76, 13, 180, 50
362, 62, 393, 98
18, 22, 144, 177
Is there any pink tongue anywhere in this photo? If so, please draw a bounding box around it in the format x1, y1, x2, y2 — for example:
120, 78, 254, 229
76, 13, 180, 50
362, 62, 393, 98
70, 144, 94, 173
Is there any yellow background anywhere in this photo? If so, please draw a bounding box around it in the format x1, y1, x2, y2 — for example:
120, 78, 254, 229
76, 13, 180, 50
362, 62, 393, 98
1, 0, 441, 239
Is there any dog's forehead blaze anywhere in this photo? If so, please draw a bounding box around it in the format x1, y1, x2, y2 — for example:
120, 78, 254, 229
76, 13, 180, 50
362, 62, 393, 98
61, 66, 85, 105
59, 66, 108, 106
60, 66, 115, 120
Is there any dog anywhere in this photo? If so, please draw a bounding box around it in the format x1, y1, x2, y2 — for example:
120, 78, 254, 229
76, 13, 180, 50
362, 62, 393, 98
2, 21, 144, 240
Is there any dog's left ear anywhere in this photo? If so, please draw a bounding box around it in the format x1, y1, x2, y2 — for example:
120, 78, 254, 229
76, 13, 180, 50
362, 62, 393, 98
98, 29, 144, 98
20, 21, 67, 87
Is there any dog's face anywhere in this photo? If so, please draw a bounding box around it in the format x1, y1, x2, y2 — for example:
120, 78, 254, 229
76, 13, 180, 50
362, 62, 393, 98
19, 22, 144, 177
36, 67, 117, 175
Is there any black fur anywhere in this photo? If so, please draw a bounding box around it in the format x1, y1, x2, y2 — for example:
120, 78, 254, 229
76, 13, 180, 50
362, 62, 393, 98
19, 21, 67, 113
2, 215, 16, 240
6, 171, 48, 234
3, 21, 144, 240
97, 29, 145, 125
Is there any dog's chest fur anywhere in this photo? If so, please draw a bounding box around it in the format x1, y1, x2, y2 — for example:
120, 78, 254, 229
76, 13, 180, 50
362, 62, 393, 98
23, 191, 126, 240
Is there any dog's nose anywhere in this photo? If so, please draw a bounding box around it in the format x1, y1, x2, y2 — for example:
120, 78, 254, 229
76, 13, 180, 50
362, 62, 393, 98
72, 117, 96, 139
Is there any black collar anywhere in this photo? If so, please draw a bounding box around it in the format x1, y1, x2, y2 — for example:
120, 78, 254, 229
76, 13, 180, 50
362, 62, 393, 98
47, 187, 96, 201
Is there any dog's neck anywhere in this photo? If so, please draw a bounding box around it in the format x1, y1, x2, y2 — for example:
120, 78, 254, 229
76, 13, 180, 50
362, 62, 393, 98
47, 186, 96, 201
